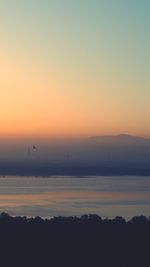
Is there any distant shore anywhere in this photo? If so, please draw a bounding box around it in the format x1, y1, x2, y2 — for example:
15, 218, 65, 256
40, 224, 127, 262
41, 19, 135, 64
0, 169, 150, 177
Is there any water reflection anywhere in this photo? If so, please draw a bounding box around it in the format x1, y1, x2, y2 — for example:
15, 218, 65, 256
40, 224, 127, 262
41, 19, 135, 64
0, 176, 149, 218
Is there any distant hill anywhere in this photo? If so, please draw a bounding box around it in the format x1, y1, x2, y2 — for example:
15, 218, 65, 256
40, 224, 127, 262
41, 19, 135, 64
0, 134, 150, 176
90, 134, 150, 143
84, 134, 150, 171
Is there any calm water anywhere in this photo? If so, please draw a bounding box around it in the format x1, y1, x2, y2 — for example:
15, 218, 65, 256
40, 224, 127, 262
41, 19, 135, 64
0, 176, 149, 218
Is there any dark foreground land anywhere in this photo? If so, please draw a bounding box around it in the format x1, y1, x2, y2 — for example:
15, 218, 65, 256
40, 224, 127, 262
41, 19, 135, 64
0, 213, 149, 267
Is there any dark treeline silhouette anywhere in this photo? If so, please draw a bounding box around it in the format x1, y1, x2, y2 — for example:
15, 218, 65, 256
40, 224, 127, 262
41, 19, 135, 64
0, 213, 150, 266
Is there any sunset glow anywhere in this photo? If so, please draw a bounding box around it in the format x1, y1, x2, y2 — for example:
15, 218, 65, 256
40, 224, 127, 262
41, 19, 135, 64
0, 1, 150, 138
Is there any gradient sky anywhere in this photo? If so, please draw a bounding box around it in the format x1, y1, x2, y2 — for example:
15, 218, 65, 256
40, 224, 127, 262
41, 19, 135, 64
0, 0, 150, 138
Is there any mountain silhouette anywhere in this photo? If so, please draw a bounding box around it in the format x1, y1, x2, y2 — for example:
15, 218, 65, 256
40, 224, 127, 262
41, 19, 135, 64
90, 134, 150, 143
0, 134, 150, 176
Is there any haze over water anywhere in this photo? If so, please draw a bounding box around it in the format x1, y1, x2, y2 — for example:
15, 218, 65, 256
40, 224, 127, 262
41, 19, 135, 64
0, 176, 150, 219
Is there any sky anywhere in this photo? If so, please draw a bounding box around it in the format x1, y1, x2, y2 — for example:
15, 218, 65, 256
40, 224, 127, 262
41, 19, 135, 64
0, 0, 150, 139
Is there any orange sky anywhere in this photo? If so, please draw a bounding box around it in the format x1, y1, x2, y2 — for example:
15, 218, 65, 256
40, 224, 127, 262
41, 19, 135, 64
0, 1, 150, 139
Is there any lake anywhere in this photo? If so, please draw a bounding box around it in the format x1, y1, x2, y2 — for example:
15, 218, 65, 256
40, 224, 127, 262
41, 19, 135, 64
0, 176, 149, 219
